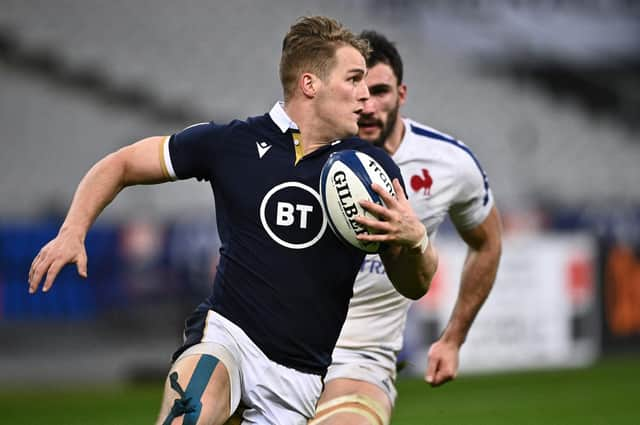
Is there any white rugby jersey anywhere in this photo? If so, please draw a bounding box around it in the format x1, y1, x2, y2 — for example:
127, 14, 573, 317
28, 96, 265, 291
335, 118, 494, 352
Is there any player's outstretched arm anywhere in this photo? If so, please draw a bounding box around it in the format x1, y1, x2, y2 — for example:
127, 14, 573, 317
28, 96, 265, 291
28, 136, 171, 294
356, 178, 438, 300
425, 205, 502, 386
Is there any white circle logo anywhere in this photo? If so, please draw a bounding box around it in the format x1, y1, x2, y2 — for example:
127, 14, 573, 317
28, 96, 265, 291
259, 182, 327, 249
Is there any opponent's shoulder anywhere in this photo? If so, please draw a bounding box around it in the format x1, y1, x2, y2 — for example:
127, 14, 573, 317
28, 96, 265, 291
404, 118, 458, 144
404, 119, 466, 154
403, 118, 483, 173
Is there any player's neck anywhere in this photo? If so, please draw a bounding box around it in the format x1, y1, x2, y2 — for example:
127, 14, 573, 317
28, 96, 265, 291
383, 117, 406, 156
284, 101, 337, 155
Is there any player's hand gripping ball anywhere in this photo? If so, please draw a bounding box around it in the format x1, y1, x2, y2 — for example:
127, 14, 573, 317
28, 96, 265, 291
320, 150, 395, 253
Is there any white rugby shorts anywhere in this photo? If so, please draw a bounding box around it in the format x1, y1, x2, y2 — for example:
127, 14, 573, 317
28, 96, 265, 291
324, 346, 398, 405
175, 310, 323, 424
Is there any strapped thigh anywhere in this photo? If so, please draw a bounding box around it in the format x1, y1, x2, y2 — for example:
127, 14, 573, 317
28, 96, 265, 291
166, 342, 242, 424
162, 354, 218, 425
309, 394, 390, 425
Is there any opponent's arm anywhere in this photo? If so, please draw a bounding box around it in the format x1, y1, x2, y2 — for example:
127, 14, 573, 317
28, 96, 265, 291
425, 205, 502, 386
356, 179, 438, 300
28, 136, 171, 293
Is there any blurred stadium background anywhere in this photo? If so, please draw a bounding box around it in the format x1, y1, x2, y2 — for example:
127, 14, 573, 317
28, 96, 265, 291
1, 0, 639, 423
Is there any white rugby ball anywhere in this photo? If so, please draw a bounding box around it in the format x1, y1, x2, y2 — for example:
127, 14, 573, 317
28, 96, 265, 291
320, 149, 395, 253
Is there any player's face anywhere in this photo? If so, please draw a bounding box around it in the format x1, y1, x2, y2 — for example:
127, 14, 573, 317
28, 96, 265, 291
315, 46, 369, 139
358, 63, 406, 147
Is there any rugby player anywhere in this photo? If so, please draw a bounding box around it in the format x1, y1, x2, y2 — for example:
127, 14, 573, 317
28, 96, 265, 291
311, 31, 503, 425
27, 18, 438, 425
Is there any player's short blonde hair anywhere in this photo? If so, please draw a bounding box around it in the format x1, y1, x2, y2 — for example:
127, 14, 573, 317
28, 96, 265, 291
280, 16, 370, 101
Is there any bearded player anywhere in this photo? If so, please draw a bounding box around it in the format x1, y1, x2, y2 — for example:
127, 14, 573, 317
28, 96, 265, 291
310, 31, 503, 425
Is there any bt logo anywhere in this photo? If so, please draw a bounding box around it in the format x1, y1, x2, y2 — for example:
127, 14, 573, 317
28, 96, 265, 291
276, 202, 314, 228
260, 182, 327, 249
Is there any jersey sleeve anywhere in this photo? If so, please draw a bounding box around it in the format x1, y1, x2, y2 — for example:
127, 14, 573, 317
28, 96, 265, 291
162, 122, 228, 181
448, 143, 494, 230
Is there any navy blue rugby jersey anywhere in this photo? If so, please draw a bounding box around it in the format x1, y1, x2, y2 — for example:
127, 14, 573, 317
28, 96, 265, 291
163, 102, 404, 375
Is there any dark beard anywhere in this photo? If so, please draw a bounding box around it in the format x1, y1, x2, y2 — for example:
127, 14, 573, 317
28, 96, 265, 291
373, 102, 400, 149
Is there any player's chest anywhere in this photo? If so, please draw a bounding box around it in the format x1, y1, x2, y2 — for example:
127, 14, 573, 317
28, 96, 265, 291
217, 140, 332, 237
398, 159, 458, 232
222, 141, 327, 199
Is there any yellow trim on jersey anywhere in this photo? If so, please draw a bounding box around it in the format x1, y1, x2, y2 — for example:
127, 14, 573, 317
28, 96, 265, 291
311, 394, 389, 425
292, 132, 304, 165
159, 136, 173, 180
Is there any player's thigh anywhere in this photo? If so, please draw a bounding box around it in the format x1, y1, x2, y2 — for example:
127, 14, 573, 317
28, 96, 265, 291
156, 353, 232, 425
309, 378, 391, 425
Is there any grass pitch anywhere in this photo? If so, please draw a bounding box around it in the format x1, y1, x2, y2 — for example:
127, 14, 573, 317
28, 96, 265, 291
392, 355, 639, 425
1, 356, 637, 425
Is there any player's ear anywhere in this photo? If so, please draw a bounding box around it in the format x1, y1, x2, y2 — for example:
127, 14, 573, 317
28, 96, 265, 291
398, 83, 408, 106
300, 73, 319, 98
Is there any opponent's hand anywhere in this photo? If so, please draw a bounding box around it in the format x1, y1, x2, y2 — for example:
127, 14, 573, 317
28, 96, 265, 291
355, 178, 425, 249
28, 229, 88, 294
425, 339, 460, 387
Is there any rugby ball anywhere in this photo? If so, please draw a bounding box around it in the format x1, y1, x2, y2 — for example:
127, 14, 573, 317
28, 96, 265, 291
320, 149, 395, 253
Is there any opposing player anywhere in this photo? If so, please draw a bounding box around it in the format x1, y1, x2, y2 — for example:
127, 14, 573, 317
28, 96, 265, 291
311, 31, 503, 425
27, 18, 438, 425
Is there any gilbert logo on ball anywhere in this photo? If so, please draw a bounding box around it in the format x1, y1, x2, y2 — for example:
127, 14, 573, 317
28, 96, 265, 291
320, 150, 395, 253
